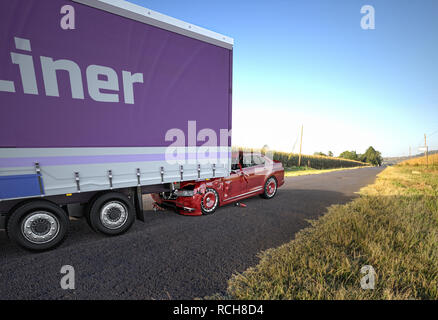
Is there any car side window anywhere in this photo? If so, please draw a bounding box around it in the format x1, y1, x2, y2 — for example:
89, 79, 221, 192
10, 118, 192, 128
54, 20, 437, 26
231, 156, 239, 171
242, 155, 253, 168
253, 155, 265, 166
231, 153, 264, 170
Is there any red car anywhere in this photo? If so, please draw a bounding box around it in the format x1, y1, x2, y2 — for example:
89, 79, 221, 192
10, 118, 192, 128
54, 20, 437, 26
152, 151, 284, 216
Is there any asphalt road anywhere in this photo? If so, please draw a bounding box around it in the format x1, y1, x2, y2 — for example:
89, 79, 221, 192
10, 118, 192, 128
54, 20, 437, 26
0, 167, 383, 299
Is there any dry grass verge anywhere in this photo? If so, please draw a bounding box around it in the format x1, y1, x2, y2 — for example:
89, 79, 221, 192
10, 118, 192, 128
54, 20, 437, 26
224, 165, 438, 299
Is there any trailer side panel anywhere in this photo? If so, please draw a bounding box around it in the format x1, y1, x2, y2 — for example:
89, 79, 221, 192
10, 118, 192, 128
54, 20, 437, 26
0, 0, 232, 201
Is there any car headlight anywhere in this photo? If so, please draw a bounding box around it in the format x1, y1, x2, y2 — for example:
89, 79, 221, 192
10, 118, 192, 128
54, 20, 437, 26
176, 189, 195, 197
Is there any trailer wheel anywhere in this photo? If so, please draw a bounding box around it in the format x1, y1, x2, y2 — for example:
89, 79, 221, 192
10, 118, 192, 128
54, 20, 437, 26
87, 192, 135, 236
6, 201, 69, 252
261, 176, 278, 199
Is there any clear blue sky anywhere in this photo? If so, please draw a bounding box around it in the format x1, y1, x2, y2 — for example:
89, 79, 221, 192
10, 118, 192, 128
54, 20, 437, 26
127, 0, 438, 157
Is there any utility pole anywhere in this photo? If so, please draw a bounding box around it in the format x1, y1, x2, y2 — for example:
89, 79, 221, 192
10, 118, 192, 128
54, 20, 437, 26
298, 125, 303, 167
424, 134, 429, 167
409, 146, 411, 158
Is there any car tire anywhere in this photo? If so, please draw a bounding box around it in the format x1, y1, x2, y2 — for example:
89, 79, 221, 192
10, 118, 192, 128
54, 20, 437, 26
261, 176, 278, 199
6, 200, 69, 252
201, 188, 219, 215
87, 192, 135, 236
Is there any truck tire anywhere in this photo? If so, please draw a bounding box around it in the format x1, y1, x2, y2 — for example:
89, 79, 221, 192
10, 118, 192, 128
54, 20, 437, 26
261, 176, 278, 199
87, 192, 135, 236
201, 188, 219, 215
6, 200, 69, 252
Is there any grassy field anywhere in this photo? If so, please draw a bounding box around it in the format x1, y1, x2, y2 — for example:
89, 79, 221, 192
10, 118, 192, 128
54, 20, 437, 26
225, 159, 438, 299
400, 153, 438, 167
285, 166, 368, 177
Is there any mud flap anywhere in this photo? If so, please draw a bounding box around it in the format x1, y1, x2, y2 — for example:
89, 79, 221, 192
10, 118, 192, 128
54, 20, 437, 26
0, 214, 6, 230
134, 186, 144, 222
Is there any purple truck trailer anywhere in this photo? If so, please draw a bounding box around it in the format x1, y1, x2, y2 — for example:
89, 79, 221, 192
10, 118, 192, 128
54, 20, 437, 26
0, 0, 233, 251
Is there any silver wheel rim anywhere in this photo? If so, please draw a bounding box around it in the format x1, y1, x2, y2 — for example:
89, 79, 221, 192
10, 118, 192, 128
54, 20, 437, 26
21, 211, 60, 244
266, 178, 277, 197
100, 201, 128, 230
202, 190, 218, 213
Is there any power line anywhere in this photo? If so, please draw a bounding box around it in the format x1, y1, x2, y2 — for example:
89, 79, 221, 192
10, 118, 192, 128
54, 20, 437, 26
429, 129, 438, 138
413, 128, 438, 149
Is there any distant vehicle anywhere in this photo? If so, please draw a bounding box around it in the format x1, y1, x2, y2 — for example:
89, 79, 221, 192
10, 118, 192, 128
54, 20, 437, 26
152, 152, 285, 215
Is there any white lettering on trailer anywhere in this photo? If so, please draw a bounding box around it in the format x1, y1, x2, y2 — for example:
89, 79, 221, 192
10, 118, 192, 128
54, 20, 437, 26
41, 56, 85, 99
0, 37, 144, 104
11, 37, 38, 95
122, 71, 144, 104
86, 64, 120, 103
0, 79, 15, 92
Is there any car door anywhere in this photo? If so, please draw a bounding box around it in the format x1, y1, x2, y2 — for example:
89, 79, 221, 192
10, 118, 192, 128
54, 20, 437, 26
222, 154, 248, 201
243, 154, 265, 192
251, 155, 268, 188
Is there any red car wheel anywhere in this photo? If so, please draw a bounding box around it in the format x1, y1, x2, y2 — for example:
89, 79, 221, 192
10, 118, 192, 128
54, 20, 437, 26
262, 177, 278, 199
201, 188, 219, 215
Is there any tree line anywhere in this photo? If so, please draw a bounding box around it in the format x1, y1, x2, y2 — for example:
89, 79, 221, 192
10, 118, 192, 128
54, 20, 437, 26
314, 146, 383, 166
